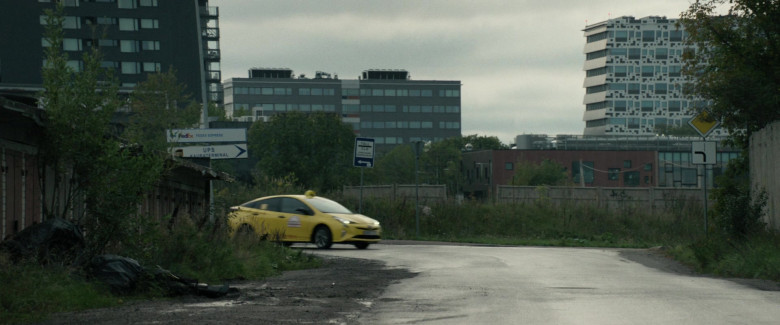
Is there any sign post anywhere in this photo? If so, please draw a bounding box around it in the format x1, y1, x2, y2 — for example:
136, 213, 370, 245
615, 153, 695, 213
688, 110, 720, 236
353, 138, 375, 214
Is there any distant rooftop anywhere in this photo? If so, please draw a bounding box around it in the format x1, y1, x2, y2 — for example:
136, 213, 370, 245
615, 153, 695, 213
361, 69, 409, 80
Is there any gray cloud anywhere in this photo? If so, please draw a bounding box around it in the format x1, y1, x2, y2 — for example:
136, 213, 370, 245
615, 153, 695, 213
213, 0, 704, 144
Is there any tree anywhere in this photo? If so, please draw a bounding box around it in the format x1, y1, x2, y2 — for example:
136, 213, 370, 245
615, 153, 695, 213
510, 160, 568, 186
462, 134, 508, 150
681, 0, 778, 239
372, 145, 417, 184
681, 0, 780, 149
247, 112, 355, 192
38, 4, 164, 257
124, 68, 200, 153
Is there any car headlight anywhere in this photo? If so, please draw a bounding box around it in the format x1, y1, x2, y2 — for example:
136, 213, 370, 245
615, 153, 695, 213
333, 216, 355, 226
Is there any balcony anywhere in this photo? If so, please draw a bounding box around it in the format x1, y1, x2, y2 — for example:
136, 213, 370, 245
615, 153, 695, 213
202, 27, 219, 39
201, 6, 218, 18
206, 70, 221, 81
204, 49, 220, 60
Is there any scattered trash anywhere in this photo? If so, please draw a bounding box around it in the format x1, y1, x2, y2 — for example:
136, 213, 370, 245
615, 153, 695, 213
0, 218, 85, 266
1, 218, 236, 298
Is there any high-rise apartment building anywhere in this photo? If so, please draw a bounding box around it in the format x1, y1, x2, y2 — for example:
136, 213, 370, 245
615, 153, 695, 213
0, 0, 221, 105
223, 68, 462, 151
581, 16, 721, 136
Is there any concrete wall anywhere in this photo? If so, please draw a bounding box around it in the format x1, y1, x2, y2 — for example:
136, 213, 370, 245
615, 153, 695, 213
496, 186, 706, 214
343, 185, 447, 202
750, 120, 780, 230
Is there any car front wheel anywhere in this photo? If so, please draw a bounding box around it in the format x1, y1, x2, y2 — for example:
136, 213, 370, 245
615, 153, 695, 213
313, 226, 333, 249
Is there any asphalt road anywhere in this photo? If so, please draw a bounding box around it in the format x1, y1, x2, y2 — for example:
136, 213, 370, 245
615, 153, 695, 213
313, 242, 780, 325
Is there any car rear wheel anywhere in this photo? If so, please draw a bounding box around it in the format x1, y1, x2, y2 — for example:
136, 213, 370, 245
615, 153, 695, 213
313, 226, 333, 249
354, 242, 370, 250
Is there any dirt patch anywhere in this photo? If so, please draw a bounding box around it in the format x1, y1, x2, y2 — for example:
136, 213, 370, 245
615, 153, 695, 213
40, 256, 416, 325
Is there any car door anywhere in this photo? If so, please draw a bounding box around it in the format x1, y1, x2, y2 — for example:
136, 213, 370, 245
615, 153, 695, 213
278, 197, 315, 241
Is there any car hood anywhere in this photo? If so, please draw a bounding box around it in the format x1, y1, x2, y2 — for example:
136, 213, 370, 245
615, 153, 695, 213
329, 213, 380, 226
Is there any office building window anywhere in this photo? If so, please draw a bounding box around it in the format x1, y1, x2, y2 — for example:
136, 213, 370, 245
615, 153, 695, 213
121, 61, 139, 74
97, 17, 117, 25
63, 38, 82, 51
119, 18, 138, 31
118, 0, 136, 8
143, 62, 160, 72
140, 0, 157, 6
98, 39, 118, 47
608, 168, 620, 181
572, 161, 595, 184
624, 171, 640, 186
141, 40, 160, 50
120, 40, 138, 52
410, 121, 421, 129
421, 90, 433, 97
66, 60, 82, 71
140, 19, 159, 29
628, 48, 640, 60
505, 162, 513, 170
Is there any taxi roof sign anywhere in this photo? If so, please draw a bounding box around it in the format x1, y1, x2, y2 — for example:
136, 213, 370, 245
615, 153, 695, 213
688, 110, 720, 138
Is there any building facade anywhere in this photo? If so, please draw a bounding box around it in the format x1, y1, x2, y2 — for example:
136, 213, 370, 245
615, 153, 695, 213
223, 68, 462, 151
0, 0, 222, 104
581, 16, 722, 136
463, 135, 740, 198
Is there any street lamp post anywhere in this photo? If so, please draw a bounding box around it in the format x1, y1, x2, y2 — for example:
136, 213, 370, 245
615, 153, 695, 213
413, 141, 424, 238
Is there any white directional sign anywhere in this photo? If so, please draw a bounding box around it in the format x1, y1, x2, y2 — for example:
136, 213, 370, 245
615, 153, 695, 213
691, 141, 716, 165
170, 144, 248, 159
353, 137, 375, 168
167, 128, 247, 143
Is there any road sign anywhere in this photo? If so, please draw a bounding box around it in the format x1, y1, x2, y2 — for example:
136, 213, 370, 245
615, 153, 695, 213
167, 128, 247, 143
691, 141, 716, 165
688, 110, 720, 138
170, 144, 248, 159
354, 137, 375, 168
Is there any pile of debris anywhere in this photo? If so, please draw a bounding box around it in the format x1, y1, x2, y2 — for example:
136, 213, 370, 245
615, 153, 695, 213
1, 218, 234, 298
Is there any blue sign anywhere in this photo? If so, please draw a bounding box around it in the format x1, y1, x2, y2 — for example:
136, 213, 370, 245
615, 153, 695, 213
353, 137, 375, 168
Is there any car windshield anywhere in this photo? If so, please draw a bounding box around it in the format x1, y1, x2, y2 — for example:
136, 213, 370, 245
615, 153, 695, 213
306, 197, 353, 214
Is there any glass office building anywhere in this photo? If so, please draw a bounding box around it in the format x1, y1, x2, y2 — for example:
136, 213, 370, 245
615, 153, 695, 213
581, 16, 723, 137
223, 69, 462, 151
0, 0, 222, 105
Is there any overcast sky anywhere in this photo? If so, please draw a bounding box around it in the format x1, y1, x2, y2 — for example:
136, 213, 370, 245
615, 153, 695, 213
213, 0, 703, 145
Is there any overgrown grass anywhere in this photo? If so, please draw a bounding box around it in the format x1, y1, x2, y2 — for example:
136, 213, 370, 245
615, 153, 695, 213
0, 258, 117, 324
336, 195, 706, 248
335, 194, 779, 281
667, 232, 780, 281
0, 216, 320, 324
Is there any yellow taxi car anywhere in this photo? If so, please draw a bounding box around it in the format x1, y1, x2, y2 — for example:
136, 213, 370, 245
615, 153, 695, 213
227, 192, 381, 249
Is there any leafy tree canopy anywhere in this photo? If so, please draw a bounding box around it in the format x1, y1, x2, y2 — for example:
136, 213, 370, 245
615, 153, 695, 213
248, 112, 355, 192
39, 3, 163, 256
125, 68, 200, 153
681, 0, 780, 149
462, 134, 509, 150
511, 159, 569, 186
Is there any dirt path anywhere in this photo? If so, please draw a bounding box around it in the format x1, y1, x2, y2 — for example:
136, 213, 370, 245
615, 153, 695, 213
41, 256, 416, 325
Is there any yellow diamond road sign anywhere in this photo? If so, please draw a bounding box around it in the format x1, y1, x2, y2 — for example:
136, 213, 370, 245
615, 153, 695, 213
688, 110, 720, 138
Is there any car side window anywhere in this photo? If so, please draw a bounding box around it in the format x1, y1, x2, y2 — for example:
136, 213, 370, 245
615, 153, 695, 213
280, 198, 312, 215
244, 197, 281, 212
